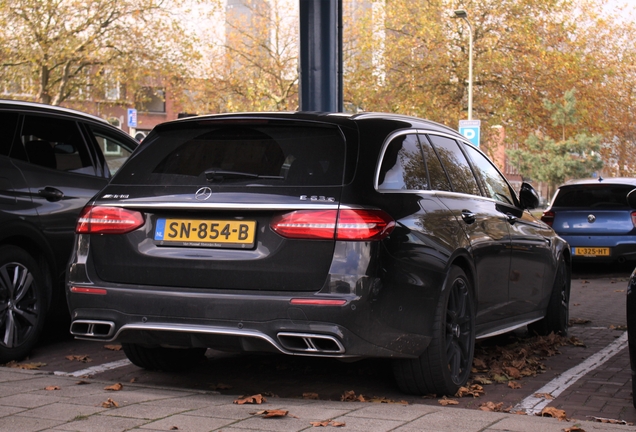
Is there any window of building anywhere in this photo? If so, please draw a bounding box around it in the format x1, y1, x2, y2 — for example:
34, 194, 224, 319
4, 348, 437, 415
137, 87, 166, 113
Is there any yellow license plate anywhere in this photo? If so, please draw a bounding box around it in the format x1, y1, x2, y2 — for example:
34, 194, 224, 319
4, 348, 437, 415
573, 247, 610, 257
154, 219, 256, 249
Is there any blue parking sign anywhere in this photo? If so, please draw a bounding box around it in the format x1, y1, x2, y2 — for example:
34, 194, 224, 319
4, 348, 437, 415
127, 108, 137, 128
459, 120, 481, 147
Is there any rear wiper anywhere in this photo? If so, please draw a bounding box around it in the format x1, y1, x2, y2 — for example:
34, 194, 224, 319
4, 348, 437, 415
204, 169, 284, 182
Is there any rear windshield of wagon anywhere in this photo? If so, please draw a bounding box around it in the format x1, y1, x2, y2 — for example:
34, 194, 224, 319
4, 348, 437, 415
552, 184, 636, 208
112, 122, 347, 186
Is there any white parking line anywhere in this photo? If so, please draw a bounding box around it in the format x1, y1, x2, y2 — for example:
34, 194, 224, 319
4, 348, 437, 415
53, 358, 132, 377
513, 331, 628, 415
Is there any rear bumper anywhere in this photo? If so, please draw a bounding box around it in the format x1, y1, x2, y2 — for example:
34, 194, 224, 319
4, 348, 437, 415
67, 286, 431, 359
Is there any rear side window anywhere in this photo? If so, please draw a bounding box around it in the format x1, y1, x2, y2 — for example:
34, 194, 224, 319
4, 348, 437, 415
378, 134, 427, 190
115, 123, 346, 186
426, 134, 481, 196
553, 184, 636, 208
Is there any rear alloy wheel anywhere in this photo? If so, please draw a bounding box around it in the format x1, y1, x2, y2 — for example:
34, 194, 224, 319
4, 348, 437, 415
393, 266, 475, 395
0, 246, 47, 363
528, 257, 569, 337
122, 343, 207, 372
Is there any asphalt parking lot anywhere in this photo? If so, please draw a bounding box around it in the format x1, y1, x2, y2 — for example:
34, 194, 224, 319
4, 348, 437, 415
4, 261, 636, 427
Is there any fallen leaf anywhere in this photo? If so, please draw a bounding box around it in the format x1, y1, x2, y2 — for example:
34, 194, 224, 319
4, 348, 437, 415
310, 419, 346, 427
573, 303, 581, 306
367, 396, 408, 404
492, 374, 509, 383
250, 409, 289, 418
479, 401, 508, 412
104, 344, 122, 351
76, 380, 90, 385
614, 289, 624, 292
234, 394, 266, 404
540, 407, 567, 421
104, 383, 123, 391
169, 427, 179, 431
101, 398, 119, 408
473, 358, 488, 370
212, 383, 232, 390
303, 392, 319, 400
508, 381, 522, 389
569, 337, 586, 347
438, 396, 459, 406
455, 384, 484, 398
563, 426, 586, 432
44, 385, 60, 391
503, 366, 521, 379
3, 361, 46, 370
534, 393, 554, 400
65, 355, 91, 363
472, 376, 493, 385
129, 377, 137, 383
588, 416, 632, 425
341, 390, 366, 402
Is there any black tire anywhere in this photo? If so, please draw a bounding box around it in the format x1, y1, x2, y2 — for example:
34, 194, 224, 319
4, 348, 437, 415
0, 245, 47, 363
393, 266, 475, 395
122, 343, 207, 372
528, 257, 570, 337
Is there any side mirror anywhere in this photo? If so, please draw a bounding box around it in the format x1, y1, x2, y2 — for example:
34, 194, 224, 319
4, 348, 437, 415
628, 188, 636, 209
519, 182, 540, 210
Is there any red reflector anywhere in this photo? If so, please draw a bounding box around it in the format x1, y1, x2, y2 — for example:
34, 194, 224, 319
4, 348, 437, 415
290, 298, 347, 306
70, 286, 107, 295
76, 205, 144, 234
271, 209, 395, 241
541, 210, 555, 227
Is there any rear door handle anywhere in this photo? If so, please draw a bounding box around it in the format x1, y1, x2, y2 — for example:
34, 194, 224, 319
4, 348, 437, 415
461, 210, 476, 224
38, 186, 64, 202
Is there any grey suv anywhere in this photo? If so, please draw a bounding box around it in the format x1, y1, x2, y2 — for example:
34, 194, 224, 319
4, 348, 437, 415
0, 100, 137, 363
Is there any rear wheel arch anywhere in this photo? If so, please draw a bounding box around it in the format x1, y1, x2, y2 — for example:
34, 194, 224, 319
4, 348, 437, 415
447, 254, 477, 303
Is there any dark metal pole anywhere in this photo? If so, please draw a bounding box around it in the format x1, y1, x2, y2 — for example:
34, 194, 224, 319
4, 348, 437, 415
299, 0, 342, 112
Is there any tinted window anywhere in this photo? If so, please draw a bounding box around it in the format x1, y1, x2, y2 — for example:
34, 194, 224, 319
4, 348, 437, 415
115, 123, 345, 186
419, 136, 451, 192
0, 112, 19, 157
464, 145, 515, 205
18, 115, 96, 176
553, 184, 636, 208
426, 135, 480, 195
378, 134, 427, 190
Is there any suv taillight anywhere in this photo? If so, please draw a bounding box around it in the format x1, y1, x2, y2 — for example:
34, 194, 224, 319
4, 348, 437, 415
76, 205, 145, 234
541, 210, 555, 227
632, 211, 636, 228
271, 209, 395, 241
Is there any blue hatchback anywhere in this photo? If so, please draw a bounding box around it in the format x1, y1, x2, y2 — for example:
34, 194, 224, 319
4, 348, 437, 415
542, 178, 636, 262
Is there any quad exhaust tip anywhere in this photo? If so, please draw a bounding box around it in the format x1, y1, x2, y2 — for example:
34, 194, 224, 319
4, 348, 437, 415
277, 332, 345, 354
70, 320, 115, 338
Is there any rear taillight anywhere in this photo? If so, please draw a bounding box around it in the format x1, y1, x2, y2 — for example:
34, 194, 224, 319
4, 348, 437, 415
632, 211, 636, 228
541, 210, 555, 227
270, 209, 395, 241
76, 205, 145, 234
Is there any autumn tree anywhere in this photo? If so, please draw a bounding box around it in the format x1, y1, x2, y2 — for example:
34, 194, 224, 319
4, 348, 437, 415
342, 0, 636, 172
0, 0, 200, 106
205, 0, 298, 112
507, 89, 604, 197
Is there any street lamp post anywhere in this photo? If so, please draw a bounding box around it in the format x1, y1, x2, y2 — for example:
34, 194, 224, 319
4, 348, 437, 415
452, 9, 473, 120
